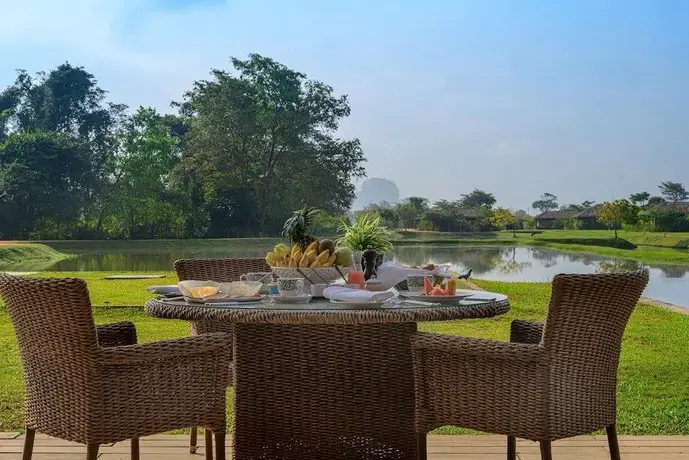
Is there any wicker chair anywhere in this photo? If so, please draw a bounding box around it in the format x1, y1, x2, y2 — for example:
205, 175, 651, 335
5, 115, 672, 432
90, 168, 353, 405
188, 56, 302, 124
0, 275, 230, 460
412, 270, 649, 460
174, 257, 270, 453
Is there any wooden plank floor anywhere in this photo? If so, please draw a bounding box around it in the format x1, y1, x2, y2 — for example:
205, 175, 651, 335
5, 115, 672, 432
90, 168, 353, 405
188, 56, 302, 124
0, 433, 686, 459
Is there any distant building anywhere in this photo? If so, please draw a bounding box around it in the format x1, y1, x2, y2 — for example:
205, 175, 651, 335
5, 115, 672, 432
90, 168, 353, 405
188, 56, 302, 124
575, 205, 606, 229
534, 205, 605, 229
534, 210, 576, 229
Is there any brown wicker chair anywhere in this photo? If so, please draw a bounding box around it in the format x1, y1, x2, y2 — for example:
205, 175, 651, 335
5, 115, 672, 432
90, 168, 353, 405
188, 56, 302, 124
174, 257, 270, 453
412, 270, 649, 460
0, 275, 230, 460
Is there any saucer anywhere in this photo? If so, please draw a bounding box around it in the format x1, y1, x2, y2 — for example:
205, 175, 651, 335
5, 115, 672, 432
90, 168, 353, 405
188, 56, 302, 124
269, 294, 313, 304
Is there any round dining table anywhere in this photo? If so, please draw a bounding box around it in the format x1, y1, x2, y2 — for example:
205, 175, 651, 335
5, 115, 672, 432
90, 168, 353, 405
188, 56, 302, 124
145, 292, 509, 460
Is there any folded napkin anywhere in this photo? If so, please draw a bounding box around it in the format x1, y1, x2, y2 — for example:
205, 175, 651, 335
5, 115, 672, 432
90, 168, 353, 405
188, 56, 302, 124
375, 261, 452, 289
147, 285, 182, 296
324, 286, 395, 302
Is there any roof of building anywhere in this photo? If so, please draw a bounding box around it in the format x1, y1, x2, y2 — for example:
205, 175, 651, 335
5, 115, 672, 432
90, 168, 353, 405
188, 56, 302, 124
575, 205, 603, 219
535, 210, 576, 220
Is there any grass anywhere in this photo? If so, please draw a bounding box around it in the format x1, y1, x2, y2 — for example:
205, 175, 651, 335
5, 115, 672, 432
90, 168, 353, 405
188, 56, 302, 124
0, 272, 686, 435
0, 243, 70, 271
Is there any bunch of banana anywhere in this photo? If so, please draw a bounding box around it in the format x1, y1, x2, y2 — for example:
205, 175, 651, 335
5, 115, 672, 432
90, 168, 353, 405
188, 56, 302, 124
265, 239, 338, 268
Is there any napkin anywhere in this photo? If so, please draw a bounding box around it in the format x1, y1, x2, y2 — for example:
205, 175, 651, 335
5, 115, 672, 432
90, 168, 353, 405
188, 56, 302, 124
375, 261, 452, 289
324, 286, 395, 302
147, 285, 182, 296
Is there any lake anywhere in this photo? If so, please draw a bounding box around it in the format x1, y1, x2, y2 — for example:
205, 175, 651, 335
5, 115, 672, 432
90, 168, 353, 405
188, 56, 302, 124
22, 243, 689, 309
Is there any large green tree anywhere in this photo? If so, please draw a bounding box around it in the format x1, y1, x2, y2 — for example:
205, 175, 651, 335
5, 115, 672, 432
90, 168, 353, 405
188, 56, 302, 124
0, 132, 94, 238
658, 181, 688, 203
96, 107, 185, 238
459, 189, 496, 208
174, 54, 365, 237
532, 193, 559, 213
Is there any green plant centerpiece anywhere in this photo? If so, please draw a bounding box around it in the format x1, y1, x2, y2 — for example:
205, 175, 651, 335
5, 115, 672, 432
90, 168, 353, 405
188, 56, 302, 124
336, 212, 393, 269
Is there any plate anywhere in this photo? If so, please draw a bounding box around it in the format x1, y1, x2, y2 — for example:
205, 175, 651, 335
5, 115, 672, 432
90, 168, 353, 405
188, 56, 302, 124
268, 294, 313, 304
400, 291, 474, 304
329, 299, 388, 309
184, 295, 264, 304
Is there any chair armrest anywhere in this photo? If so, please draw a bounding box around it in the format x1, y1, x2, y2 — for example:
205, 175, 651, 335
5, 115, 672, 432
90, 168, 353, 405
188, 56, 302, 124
97, 321, 137, 348
412, 332, 544, 362
510, 320, 544, 345
99, 333, 230, 366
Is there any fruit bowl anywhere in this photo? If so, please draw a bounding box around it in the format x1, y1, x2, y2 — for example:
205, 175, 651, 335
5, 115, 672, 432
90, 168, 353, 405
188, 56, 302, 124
271, 266, 353, 286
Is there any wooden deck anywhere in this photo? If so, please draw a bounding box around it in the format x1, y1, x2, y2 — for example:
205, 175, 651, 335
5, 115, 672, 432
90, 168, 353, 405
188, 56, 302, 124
0, 433, 686, 459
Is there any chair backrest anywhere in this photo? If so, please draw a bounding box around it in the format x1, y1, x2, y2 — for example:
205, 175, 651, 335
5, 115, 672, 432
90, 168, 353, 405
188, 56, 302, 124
174, 258, 271, 282
0, 275, 100, 434
542, 270, 648, 436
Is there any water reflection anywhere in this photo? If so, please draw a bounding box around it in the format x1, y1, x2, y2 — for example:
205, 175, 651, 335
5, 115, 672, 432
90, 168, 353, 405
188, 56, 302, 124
391, 245, 689, 308
7, 244, 689, 308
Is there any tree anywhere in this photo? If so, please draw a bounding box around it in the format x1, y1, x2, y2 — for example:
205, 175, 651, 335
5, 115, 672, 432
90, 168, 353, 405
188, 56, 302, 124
597, 199, 638, 238
459, 189, 496, 208
0, 132, 94, 238
532, 193, 558, 213
490, 208, 517, 236
581, 200, 596, 209
629, 192, 650, 206
175, 54, 365, 236
648, 196, 666, 207
96, 107, 185, 238
658, 181, 688, 203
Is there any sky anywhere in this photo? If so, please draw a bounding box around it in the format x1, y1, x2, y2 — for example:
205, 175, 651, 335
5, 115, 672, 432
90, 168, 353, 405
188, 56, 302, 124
1, 0, 688, 212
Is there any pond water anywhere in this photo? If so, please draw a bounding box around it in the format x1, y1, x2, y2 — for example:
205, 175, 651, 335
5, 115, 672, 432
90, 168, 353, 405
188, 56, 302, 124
21, 244, 689, 309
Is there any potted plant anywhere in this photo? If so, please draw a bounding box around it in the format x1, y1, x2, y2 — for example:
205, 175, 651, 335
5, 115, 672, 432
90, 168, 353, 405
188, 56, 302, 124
336, 212, 393, 270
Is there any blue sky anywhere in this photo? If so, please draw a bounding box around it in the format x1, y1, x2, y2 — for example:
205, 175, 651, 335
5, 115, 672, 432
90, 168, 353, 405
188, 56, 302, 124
1, 0, 687, 211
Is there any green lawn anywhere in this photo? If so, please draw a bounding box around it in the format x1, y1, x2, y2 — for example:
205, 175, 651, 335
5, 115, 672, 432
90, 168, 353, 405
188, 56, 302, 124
0, 272, 686, 434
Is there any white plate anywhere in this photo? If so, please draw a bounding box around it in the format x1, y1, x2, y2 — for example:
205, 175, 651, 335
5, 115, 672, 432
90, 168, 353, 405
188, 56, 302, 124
329, 299, 387, 309
269, 294, 313, 304
400, 291, 474, 304
184, 295, 264, 304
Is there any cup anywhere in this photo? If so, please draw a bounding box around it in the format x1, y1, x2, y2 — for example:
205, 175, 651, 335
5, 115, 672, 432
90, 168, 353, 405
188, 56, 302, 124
240, 272, 273, 284
277, 278, 305, 297
347, 271, 365, 289
406, 275, 427, 293
310, 283, 327, 298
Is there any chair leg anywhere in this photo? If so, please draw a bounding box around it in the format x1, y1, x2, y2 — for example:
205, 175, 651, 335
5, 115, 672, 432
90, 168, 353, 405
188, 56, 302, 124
131, 437, 140, 460
507, 436, 517, 460
86, 444, 99, 460
607, 425, 621, 460
416, 432, 427, 460
539, 441, 552, 460
190, 426, 198, 453
215, 431, 226, 460
22, 428, 35, 460
205, 429, 213, 460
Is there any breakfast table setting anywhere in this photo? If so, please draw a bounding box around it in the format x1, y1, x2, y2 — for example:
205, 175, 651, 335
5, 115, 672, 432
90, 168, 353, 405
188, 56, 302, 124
144, 243, 510, 460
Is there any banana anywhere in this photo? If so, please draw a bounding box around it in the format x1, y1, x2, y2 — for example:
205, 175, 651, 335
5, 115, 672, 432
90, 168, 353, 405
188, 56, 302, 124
299, 253, 310, 268
289, 252, 300, 267
316, 250, 330, 264
265, 251, 279, 266
306, 240, 319, 253
291, 244, 301, 259
325, 253, 337, 266
304, 249, 317, 263
310, 259, 321, 268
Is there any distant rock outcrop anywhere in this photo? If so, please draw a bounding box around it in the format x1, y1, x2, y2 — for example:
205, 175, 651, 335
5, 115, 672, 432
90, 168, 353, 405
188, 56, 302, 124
352, 178, 400, 210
